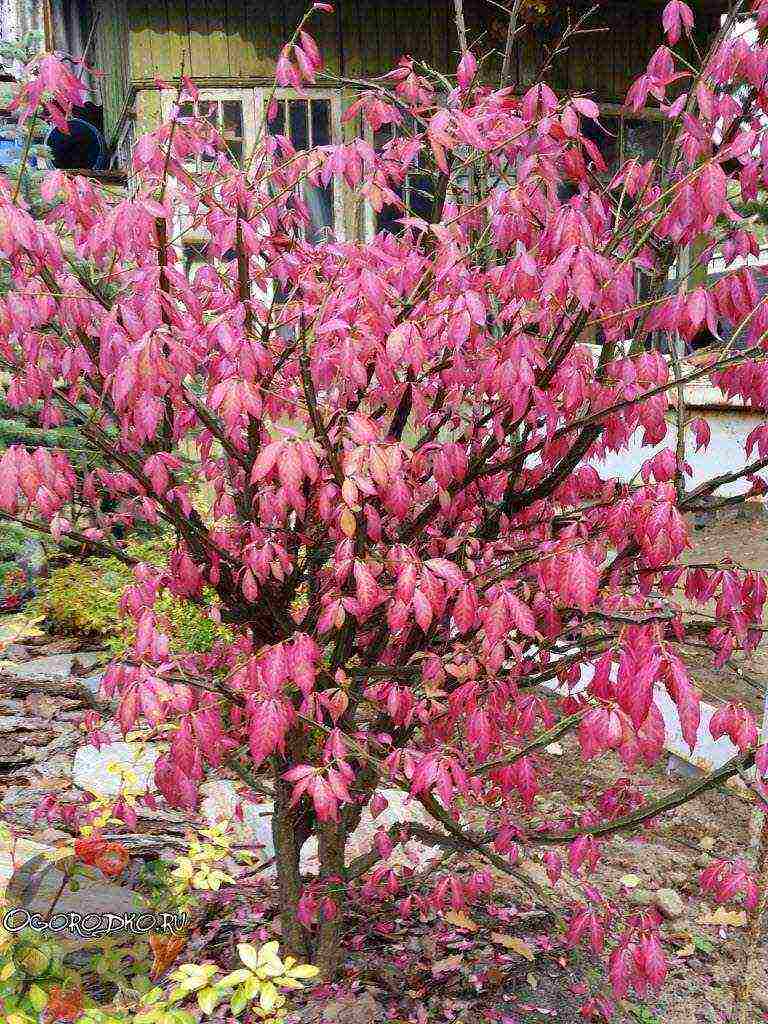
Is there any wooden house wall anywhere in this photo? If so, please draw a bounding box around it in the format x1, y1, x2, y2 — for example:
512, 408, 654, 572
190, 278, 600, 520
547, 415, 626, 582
116, 0, 449, 85
93, 0, 131, 137
92, 0, 724, 139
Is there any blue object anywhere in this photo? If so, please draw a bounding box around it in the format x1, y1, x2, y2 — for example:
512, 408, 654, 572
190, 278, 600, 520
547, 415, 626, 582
45, 116, 107, 171
0, 135, 24, 169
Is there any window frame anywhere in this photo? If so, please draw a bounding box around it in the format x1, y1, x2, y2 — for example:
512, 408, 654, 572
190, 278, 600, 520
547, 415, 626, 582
157, 85, 346, 243
269, 87, 346, 242
160, 86, 260, 170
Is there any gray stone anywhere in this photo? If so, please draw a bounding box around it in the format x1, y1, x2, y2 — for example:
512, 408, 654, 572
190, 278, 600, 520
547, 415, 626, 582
79, 672, 105, 695
321, 993, 383, 1024
3, 644, 31, 662
0, 836, 137, 944
72, 741, 158, 797
200, 783, 436, 874
2, 651, 102, 682
653, 888, 686, 920
199, 780, 275, 851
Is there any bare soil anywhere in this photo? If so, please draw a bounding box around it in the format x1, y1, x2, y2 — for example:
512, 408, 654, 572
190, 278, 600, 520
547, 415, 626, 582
280, 743, 766, 1023
681, 502, 768, 714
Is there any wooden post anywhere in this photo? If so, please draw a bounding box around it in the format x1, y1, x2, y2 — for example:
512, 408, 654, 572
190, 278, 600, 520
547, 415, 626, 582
453, 0, 467, 54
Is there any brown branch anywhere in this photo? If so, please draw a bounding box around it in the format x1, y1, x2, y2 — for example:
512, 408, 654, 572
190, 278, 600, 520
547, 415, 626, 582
453, 0, 468, 53
0, 511, 138, 568
528, 748, 756, 845
500, 0, 523, 88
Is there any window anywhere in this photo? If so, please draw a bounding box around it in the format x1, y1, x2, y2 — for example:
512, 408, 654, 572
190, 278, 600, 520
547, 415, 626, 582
157, 87, 344, 246
161, 88, 258, 171
268, 90, 343, 242
176, 92, 253, 170
159, 88, 258, 259
371, 121, 435, 236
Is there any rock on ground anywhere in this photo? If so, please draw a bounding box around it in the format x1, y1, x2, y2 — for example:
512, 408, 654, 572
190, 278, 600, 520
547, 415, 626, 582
200, 782, 436, 873
1, 652, 102, 683
72, 741, 158, 797
0, 836, 136, 942
653, 888, 686, 919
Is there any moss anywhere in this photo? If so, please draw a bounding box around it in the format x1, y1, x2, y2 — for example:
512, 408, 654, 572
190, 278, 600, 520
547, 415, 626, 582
31, 537, 231, 655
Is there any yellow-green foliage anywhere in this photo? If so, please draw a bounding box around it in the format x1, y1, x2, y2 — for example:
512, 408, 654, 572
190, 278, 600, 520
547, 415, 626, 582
32, 539, 230, 655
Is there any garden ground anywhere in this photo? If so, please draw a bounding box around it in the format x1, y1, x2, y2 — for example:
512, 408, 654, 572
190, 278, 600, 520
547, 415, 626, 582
0, 505, 767, 1022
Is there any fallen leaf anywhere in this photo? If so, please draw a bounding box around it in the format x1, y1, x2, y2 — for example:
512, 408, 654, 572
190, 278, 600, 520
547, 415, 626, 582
432, 955, 462, 975
484, 967, 505, 989
677, 943, 696, 957
36, 776, 72, 792
527, 972, 539, 988
149, 933, 187, 979
619, 873, 642, 889
490, 933, 536, 960
699, 907, 747, 927
443, 910, 478, 932
699, 836, 715, 852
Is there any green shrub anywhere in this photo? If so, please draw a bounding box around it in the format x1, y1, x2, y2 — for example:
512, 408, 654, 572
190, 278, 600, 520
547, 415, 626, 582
32, 538, 230, 654
0, 521, 41, 564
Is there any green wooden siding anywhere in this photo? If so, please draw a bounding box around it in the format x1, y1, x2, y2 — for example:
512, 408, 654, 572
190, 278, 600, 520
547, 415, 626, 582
119, 0, 459, 84
93, 0, 130, 138
91, 0, 724, 139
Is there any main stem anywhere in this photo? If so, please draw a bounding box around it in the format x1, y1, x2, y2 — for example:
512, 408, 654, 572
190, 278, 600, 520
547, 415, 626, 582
314, 821, 348, 980
272, 770, 309, 961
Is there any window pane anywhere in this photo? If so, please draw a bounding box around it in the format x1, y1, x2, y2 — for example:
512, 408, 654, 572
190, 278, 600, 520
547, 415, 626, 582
178, 101, 195, 119
199, 100, 218, 125
310, 99, 331, 146
305, 184, 334, 243
289, 100, 309, 150
377, 198, 403, 235
269, 99, 286, 136
222, 101, 244, 138
229, 141, 243, 163
409, 173, 434, 221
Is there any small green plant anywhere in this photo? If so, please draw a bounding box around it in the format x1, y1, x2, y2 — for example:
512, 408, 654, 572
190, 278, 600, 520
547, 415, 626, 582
32, 538, 230, 654
168, 824, 236, 906
691, 934, 714, 955
629, 1006, 663, 1024
0, 928, 316, 1024
159, 941, 319, 1020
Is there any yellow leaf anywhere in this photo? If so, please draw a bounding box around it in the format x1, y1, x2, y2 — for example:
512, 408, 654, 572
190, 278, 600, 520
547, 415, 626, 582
340, 508, 357, 537
443, 910, 478, 932
699, 907, 747, 927
619, 874, 642, 889
677, 943, 696, 957
286, 963, 319, 980
237, 943, 260, 971
341, 480, 358, 505
259, 980, 280, 1013
490, 933, 536, 960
